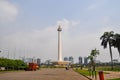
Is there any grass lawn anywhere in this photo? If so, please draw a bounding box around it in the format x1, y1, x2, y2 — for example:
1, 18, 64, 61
96, 66, 120, 71
74, 68, 109, 76
107, 78, 120, 80
74, 68, 94, 76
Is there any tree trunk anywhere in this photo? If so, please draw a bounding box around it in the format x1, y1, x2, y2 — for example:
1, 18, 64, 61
117, 45, 120, 56
109, 42, 113, 70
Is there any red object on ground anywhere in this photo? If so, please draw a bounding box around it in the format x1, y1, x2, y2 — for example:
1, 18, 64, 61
29, 63, 38, 71
99, 71, 104, 80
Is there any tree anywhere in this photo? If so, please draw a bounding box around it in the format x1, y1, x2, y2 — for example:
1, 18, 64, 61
0, 58, 27, 70
100, 31, 114, 70
112, 33, 120, 56
88, 48, 99, 71
88, 48, 99, 79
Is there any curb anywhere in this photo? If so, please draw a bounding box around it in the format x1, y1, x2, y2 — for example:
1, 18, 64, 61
78, 72, 92, 80
73, 69, 92, 80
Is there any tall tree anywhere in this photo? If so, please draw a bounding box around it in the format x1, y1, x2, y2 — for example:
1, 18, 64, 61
100, 31, 114, 70
88, 48, 99, 79
88, 48, 99, 71
113, 33, 120, 56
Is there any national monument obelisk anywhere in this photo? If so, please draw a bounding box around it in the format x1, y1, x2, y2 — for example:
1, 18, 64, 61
57, 26, 62, 61
52, 26, 69, 66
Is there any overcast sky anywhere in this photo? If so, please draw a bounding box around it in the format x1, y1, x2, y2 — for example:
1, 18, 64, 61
0, 0, 120, 63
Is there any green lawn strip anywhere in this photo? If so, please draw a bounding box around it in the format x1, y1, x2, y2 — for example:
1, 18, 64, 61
73, 68, 110, 77
74, 68, 91, 76
107, 78, 120, 80
96, 66, 120, 71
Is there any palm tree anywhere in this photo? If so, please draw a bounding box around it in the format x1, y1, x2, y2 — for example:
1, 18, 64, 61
88, 48, 99, 71
91, 48, 99, 57
113, 33, 120, 56
88, 48, 99, 79
100, 31, 114, 70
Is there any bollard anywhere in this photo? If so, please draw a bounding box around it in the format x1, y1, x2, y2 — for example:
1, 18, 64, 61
98, 71, 104, 80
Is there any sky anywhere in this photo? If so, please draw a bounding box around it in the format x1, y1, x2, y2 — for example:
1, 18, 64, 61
0, 0, 120, 63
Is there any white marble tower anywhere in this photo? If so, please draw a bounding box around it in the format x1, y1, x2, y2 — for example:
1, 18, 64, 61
52, 26, 69, 66
57, 26, 62, 61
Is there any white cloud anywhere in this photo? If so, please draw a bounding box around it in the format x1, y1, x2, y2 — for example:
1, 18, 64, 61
98, 16, 111, 25
71, 20, 80, 26
87, 4, 97, 11
1, 19, 80, 61
99, 25, 120, 35
1, 18, 116, 62
0, 0, 18, 23
56, 19, 70, 30
102, 16, 110, 23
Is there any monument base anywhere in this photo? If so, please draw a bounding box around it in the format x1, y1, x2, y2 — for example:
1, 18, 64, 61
52, 61, 69, 67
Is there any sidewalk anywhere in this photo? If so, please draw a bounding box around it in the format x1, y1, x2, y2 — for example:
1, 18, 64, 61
88, 71, 120, 80
0, 68, 89, 80
104, 71, 120, 80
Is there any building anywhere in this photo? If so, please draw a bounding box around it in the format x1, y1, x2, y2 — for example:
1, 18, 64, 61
78, 56, 82, 64
84, 57, 88, 65
112, 59, 119, 63
69, 56, 74, 64
37, 58, 41, 66
64, 57, 69, 61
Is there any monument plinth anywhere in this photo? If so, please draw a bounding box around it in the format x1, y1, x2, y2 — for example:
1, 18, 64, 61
52, 26, 69, 66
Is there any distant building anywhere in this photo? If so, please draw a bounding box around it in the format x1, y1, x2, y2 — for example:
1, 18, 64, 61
112, 59, 119, 63
37, 58, 41, 66
64, 57, 68, 61
26, 58, 33, 63
84, 57, 88, 65
69, 56, 74, 64
78, 56, 82, 64
95, 60, 101, 64
22, 57, 37, 65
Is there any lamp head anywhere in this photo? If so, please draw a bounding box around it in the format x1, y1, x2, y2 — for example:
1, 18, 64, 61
57, 26, 62, 31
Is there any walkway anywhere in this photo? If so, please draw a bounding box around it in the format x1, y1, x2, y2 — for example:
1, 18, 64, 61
0, 68, 89, 80
104, 71, 120, 79
88, 71, 120, 80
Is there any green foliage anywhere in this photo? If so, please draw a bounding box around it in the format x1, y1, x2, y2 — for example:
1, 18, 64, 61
100, 31, 114, 49
100, 31, 114, 70
112, 33, 120, 56
100, 31, 120, 70
88, 48, 99, 69
0, 58, 27, 70
96, 66, 120, 71
74, 68, 91, 76
108, 78, 120, 80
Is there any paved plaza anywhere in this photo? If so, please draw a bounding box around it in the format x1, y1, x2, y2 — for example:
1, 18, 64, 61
0, 68, 88, 80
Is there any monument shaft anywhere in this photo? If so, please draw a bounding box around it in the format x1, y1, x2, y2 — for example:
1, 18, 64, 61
57, 26, 62, 61
52, 26, 69, 66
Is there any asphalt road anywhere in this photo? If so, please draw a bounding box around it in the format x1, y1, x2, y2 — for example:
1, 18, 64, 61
0, 68, 88, 80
